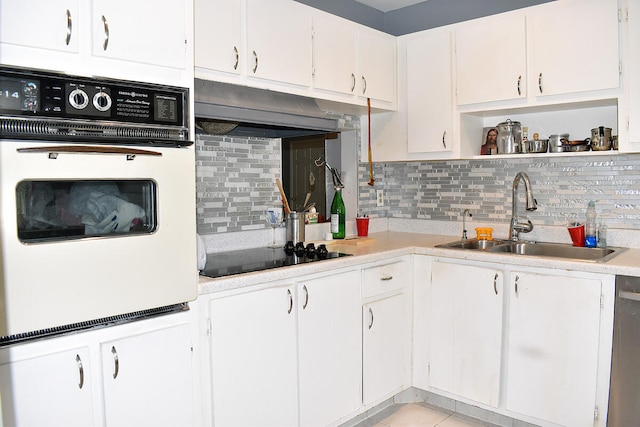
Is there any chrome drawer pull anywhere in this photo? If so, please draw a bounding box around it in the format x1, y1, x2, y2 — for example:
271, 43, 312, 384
233, 46, 239, 70
494, 273, 498, 295
381, 275, 393, 281
287, 289, 293, 314
368, 307, 374, 329
101, 15, 109, 51
302, 285, 309, 309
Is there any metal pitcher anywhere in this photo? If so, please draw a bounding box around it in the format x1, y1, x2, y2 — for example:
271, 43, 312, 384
496, 119, 522, 154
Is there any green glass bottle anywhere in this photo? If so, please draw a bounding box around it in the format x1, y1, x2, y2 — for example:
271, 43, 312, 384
330, 187, 346, 239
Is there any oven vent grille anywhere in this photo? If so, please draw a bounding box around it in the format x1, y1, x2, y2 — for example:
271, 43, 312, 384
0, 302, 189, 347
0, 117, 188, 142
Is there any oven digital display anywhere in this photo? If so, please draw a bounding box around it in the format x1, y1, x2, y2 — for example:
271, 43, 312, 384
0, 76, 39, 113
154, 94, 178, 123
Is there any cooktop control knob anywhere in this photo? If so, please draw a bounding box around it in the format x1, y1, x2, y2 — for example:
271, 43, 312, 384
316, 244, 328, 259
68, 88, 89, 110
305, 243, 316, 259
294, 242, 306, 257
93, 90, 112, 112
284, 241, 295, 255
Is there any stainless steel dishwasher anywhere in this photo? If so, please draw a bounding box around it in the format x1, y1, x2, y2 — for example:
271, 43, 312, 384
608, 275, 640, 426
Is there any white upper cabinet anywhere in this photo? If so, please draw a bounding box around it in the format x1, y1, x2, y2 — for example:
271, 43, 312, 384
624, 0, 640, 146
195, 0, 243, 78
245, 0, 312, 88
0, 0, 80, 55
455, 14, 527, 105
531, 0, 620, 98
357, 28, 397, 106
91, 0, 187, 70
0, 0, 192, 85
312, 11, 358, 97
407, 30, 454, 156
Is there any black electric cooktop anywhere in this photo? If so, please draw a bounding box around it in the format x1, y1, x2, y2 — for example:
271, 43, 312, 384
199, 246, 352, 279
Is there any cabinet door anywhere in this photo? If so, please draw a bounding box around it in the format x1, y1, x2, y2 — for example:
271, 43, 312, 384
208, 286, 298, 427
358, 29, 397, 105
0, 346, 94, 426
625, 0, 640, 146
429, 260, 503, 407
531, 0, 619, 97
312, 12, 358, 96
363, 294, 408, 405
407, 31, 453, 155
91, 0, 188, 69
506, 271, 602, 427
455, 15, 527, 105
101, 323, 194, 427
0, 0, 79, 54
195, 0, 242, 76
298, 270, 362, 427
246, 0, 312, 88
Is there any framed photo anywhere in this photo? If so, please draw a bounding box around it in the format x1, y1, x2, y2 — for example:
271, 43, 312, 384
480, 126, 498, 155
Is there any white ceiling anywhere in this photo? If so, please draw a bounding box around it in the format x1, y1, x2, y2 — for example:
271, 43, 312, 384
354, 0, 428, 12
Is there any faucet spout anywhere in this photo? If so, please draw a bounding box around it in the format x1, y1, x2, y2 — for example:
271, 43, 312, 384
509, 172, 537, 241
462, 209, 472, 240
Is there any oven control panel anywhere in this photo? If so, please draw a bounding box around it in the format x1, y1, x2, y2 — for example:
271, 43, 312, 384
0, 67, 187, 128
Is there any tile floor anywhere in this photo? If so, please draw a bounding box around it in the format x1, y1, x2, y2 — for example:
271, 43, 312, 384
353, 403, 499, 427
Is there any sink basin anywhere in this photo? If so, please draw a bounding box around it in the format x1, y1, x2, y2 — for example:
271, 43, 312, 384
487, 241, 622, 262
436, 239, 509, 250
436, 238, 624, 262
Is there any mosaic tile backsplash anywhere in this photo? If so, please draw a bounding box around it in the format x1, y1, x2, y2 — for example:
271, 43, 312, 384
196, 122, 640, 235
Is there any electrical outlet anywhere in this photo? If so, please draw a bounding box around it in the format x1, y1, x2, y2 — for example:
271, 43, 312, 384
376, 190, 384, 207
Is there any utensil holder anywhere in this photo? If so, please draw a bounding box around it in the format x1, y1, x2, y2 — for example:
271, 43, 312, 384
286, 211, 305, 244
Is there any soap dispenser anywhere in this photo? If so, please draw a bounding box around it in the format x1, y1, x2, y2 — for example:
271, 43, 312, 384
585, 201, 597, 248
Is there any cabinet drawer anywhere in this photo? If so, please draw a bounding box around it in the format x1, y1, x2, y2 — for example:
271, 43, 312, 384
362, 259, 408, 298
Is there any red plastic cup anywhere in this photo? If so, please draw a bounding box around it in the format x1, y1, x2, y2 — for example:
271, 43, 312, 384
356, 217, 369, 237
567, 223, 585, 247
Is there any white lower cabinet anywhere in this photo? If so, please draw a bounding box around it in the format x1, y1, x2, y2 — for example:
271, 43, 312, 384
362, 257, 411, 406
505, 271, 608, 427
205, 268, 362, 427
363, 294, 408, 405
425, 257, 614, 426
297, 270, 362, 426
208, 285, 298, 427
0, 313, 194, 427
429, 259, 504, 407
0, 345, 94, 426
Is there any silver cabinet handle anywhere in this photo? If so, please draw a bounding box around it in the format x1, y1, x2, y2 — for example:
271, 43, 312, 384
65, 9, 73, 46
252, 50, 258, 73
493, 273, 498, 295
302, 285, 309, 309
514, 275, 520, 296
351, 73, 356, 92
111, 346, 119, 379
368, 307, 374, 329
381, 275, 393, 281
517, 75, 522, 96
287, 289, 293, 314
442, 131, 447, 149
361, 76, 367, 95
233, 46, 239, 70
538, 73, 543, 94
101, 15, 110, 51
76, 354, 84, 389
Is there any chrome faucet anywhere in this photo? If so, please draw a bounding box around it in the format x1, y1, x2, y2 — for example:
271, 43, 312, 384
462, 209, 473, 240
509, 172, 537, 241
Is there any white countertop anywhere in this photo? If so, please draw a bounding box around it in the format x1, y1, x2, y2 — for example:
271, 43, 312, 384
198, 231, 640, 295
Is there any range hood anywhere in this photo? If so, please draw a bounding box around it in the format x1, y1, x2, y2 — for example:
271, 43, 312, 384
194, 79, 339, 138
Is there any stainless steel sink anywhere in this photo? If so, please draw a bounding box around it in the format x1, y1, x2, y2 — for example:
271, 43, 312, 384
436, 239, 625, 262
435, 239, 509, 250
487, 241, 622, 262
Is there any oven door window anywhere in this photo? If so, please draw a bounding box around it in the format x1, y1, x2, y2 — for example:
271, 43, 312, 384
16, 180, 157, 243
